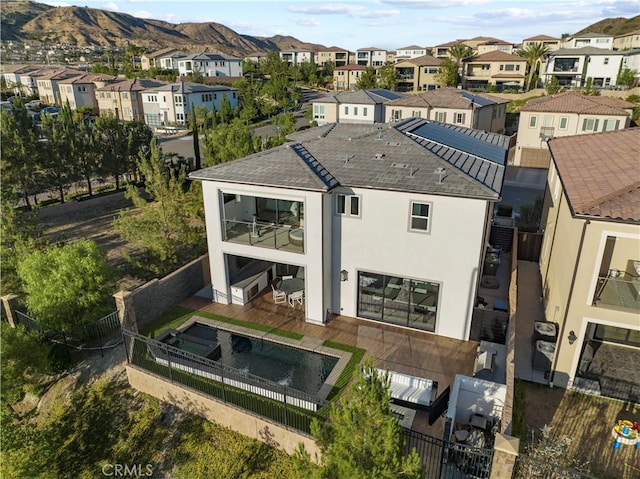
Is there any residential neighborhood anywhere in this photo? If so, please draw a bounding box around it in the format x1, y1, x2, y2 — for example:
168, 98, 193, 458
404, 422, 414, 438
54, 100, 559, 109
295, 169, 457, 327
1, 2, 639, 478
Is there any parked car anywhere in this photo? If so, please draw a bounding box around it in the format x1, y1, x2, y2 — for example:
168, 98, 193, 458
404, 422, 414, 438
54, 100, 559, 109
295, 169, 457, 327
25, 100, 43, 111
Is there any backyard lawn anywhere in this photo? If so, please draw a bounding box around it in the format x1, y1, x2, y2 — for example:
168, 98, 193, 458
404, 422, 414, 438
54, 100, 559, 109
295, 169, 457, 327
517, 380, 640, 479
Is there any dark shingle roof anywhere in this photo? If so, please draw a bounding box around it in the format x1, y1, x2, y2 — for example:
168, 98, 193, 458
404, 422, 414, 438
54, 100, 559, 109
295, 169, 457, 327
549, 128, 640, 222
550, 47, 621, 56
190, 121, 509, 200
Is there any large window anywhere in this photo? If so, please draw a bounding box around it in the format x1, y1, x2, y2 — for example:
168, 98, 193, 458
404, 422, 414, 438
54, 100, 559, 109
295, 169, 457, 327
358, 272, 439, 332
582, 118, 599, 132
409, 201, 431, 232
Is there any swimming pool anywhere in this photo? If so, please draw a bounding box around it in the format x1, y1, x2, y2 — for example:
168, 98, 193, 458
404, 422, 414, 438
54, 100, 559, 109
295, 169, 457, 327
152, 320, 343, 409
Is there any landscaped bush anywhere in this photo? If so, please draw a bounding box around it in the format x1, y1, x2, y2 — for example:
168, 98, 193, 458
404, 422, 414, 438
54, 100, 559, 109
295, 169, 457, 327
496, 204, 513, 217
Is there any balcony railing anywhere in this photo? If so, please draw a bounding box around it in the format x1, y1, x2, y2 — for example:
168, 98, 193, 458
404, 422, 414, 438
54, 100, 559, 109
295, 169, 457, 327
593, 274, 640, 311
553, 66, 578, 72
223, 219, 304, 254
539, 126, 555, 140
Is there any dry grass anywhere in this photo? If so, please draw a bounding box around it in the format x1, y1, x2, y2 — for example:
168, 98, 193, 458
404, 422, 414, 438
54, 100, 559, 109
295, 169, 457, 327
520, 381, 640, 479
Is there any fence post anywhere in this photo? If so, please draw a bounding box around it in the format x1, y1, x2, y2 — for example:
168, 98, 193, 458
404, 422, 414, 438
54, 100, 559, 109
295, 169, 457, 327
113, 290, 138, 333
165, 343, 173, 383
283, 392, 289, 428
489, 433, 519, 479
1, 294, 21, 328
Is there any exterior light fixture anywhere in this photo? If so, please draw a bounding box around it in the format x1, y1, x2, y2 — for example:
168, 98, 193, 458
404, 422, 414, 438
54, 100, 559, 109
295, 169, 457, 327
568, 330, 577, 345
340, 270, 348, 282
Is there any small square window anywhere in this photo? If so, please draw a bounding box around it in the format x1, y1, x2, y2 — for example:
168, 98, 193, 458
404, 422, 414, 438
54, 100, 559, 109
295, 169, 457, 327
410, 202, 431, 232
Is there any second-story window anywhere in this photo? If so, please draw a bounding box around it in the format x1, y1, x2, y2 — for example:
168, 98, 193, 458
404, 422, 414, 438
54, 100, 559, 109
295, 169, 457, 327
529, 116, 537, 128
436, 112, 446, 122
559, 117, 568, 130
455, 113, 465, 123
336, 194, 361, 217
344, 106, 349, 115
582, 118, 599, 131
409, 202, 431, 232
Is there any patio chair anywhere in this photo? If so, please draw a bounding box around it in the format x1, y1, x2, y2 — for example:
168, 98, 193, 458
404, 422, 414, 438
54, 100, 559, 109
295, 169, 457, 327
288, 290, 304, 308
271, 284, 287, 304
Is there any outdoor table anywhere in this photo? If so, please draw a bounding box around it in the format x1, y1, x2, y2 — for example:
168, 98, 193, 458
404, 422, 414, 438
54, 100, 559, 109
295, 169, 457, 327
611, 426, 639, 446
277, 277, 304, 294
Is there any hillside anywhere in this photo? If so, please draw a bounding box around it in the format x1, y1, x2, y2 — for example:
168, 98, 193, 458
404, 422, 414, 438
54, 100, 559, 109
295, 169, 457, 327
573, 15, 640, 37
0, 1, 326, 56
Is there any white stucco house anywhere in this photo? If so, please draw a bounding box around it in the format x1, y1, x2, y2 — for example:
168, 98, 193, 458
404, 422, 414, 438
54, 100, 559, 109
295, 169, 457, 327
177, 52, 243, 77
312, 89, 403, 125
189, 119, 510, 341
542, 47, 625, 88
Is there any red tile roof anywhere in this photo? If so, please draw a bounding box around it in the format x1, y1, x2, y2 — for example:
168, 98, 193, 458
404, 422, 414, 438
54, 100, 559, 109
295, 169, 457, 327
466, 51, 525, 62
548, 128, 640, 222
396, 55, 441, 66
521, 91, 634, 115
523, 35, 560, 41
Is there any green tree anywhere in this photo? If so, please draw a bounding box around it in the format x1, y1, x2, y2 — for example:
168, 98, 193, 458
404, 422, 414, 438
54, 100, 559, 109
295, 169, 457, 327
377, 62, 398, 91
449, 43, 474, 85
517, 42, 550, 92
218, 94, 235, 124
191, 104, 202, 170
617, 67, 636, 87
17, 240, 115, 330
113, 140, 206, 276
435, 58, 459, 87
202, 118, 259, 166
516, 195, 544, 232
545, 76, 560, 95
295, 360, 423, 479
356, 66, 377, 90
95, 114, 129, 189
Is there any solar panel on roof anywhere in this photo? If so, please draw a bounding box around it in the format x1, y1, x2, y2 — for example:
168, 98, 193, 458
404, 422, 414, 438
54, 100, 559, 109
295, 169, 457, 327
409, 122, 507, 165
460, 91, 495, 107
368, 89, 402, 100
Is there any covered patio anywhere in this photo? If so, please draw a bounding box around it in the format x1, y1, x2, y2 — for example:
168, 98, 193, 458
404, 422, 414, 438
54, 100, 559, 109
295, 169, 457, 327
181, 291, 478, 438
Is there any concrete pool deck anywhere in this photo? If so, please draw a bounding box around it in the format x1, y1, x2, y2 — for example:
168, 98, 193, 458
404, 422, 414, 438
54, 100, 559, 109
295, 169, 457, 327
180, 289, 478, 438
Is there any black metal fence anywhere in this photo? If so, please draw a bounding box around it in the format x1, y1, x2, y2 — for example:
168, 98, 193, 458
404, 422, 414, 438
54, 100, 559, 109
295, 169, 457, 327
123, 329, 328, 434
403, 428, 494, 479
512, 455, 600, 479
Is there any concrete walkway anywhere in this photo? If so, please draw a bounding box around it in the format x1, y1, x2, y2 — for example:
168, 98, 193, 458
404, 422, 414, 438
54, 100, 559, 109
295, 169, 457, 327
514, 261, 549, 384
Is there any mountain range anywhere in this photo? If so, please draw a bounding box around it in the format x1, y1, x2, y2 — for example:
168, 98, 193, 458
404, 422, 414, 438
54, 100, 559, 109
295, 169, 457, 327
1, 1, 639, 57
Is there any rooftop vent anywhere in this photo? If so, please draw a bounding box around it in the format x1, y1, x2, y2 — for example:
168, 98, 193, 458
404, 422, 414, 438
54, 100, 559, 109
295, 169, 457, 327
374, 153, 385, 160
386, 141, 401, 146
406, 167, 417, 178
434, 167, 447, 184
344, 154, 355, 165
391, 162, 408, 169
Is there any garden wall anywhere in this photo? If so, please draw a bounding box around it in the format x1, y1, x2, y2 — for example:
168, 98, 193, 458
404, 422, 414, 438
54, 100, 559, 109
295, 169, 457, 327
126, 365, 320, 461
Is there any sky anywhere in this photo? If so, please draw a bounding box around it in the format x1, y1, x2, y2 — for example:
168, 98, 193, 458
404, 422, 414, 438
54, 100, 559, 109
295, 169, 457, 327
42, 0, 639, 51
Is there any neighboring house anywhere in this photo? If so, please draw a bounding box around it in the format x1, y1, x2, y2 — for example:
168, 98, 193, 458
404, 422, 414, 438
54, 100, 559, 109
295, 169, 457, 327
355, 47, 388, 66
521, 35, 562, 51
333, 64, 366, 91
386, 51, 397, 64
190, 119, 509, 341
542, 47, 625, 88
36, 68, 84, 105
385, 87, 509, 133
538, 128, 640, 402
141, 81, 238, 127
394, 55, 442, 93
177, 52, 243, 77
1, 64, 42, 96
279, 49, 314, 66
513, 91, 633, 168
613, 30, 640, 51
58, 73, 116, 112
462, 51, 527, 91
315, 47, 350, 68
476, 39, 514, 55
621, 49, 640, 84
463, 36, 509, 50
311, 89, 403, 125
140, 47, 183, 70
95, 78, 168, 121
563, 32, 614, 50
432, 40, 463, 59
395, 45, 429, 61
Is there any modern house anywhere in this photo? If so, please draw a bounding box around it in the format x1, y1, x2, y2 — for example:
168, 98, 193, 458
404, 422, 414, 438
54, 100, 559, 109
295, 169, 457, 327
333, 64, 366, 91
613, 30, 640, 51
355, 47, 388, 66
432, 40, 464, 59
189, 119, 510, 341
621, 49, 640, 85
395, 45, 429, 61
141, 81, 238, 127
538, 128, 640, 403
95, 78, 168, 122
176, 52, 243, 77
58, 73, 116, 112
279, 49, 314, 66
140, 47, 183, 70
563, 32, 614, 50
311, 89, 403, 125
541, 47, 625, 88
385, 87, 509, 133
315, 47, 350, 68
513, 91, 633, 168
394, 55, 442, 93
462, 51, 527, 91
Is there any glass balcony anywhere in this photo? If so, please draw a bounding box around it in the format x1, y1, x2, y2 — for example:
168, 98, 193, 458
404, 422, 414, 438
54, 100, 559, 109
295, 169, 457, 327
224, 219, 304, 253
593, 275, 640, 311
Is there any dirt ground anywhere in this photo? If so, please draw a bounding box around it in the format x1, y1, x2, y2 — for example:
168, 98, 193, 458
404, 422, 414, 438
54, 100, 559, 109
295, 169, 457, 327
520, 381, 640, 479
38, 190, 145, 291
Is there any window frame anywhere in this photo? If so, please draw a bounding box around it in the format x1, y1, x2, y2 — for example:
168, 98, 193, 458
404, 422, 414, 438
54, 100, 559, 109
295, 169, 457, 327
409, 201, 432, 233
335, 194, 361, 218
529, 115, 537, 128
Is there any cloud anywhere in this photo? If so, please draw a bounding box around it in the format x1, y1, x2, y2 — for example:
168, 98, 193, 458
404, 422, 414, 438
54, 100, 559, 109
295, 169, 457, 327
101, 1, 120, 11
295, 18, 322, 26
287, 4, 400, 19
381, 0, 489, 7
42, 1, 72, 6
128, 9, 153, 18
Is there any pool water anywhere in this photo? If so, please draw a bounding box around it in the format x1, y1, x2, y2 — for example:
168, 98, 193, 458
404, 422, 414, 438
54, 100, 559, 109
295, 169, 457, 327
177, 322, 338, 396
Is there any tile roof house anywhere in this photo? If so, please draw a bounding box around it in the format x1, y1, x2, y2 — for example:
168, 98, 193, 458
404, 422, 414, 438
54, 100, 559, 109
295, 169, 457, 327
176, 52, 243, 77
385, 87, 509, 133
279, 49, 314, 66
312, 89, 403, 125
95, 78, 168, 121
35, 68, 85, 105
462, 51, 527, 91
394, 55, 442, 93
521, 35, 562, 51
513, 91, 633, 167
189, 119, 510, 340
542, 47, 625, 88
613, 30, 640, 51
538, 128, 640, 401
315, 46, 350, 67
140, 47, 183, 70
355, 47, 388, 66
563, 32, 614, 50
141, 81, 238, 127
332, 64, 366, 91
395, 45, 429, 61
58, 73, 117, 112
